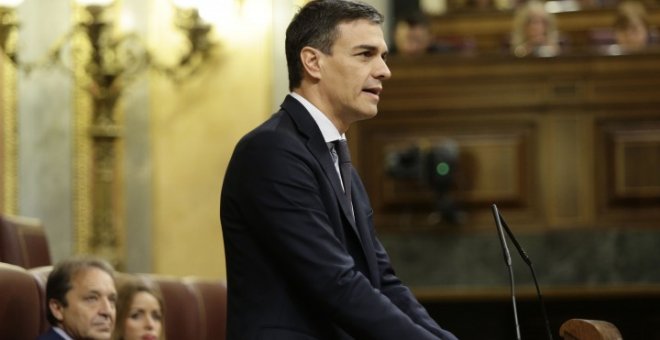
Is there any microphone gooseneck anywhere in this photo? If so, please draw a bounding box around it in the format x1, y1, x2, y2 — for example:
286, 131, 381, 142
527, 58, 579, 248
497, 210, 554, 340
492, 204, 521, 340
491, 204, 554, 340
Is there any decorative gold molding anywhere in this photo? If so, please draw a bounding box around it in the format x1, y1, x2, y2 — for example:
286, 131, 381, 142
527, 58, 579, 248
72, 2, 125, 269
73, 14, 93, 258
1, 55, 18, 214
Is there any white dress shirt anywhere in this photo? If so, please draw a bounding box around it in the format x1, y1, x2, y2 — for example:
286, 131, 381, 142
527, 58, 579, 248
290, 92, 345, 185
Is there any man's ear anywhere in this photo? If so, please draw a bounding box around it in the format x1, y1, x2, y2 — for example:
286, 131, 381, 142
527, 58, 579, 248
49, 299, 65, 322
300, 46, 322, 81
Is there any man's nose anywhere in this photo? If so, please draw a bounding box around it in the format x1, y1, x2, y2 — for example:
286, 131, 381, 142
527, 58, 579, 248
98, 297, 114, 316
375, 57, 391, 80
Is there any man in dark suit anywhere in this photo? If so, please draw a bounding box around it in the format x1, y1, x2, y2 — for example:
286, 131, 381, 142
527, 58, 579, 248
37, 257, 117, 340
220, 0, 458, 339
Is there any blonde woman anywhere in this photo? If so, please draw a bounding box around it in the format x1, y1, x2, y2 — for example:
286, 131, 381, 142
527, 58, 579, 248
614, 1, 652, 53
510, 1, 560, 57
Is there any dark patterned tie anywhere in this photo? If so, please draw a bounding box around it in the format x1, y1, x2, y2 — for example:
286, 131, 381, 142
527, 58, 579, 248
334, 139, 352, 204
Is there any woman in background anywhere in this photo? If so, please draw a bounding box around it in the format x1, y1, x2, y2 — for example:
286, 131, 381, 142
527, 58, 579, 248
510, 0, 560, 57
111, 277, 165, 340
614, 1, 652, 53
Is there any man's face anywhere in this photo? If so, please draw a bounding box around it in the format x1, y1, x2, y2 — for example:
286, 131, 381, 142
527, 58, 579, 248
317, 19, 391, 131
50, 267, 117, 339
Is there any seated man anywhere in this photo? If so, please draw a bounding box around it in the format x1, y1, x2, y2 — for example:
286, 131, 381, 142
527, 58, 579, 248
37, 256, 117, 340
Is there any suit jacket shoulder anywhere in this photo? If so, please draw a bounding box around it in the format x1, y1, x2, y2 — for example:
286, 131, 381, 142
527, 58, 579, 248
36, 328, 67, 340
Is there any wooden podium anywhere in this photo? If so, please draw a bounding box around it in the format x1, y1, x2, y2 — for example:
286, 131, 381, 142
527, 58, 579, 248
560, 319, 622, 340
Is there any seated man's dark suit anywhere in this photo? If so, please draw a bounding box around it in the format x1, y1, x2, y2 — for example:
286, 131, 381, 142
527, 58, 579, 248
220, 95, 457, 340
36, 328, 68, 340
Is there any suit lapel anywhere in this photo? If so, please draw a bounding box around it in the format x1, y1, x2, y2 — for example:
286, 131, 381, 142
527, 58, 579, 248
351, 181, 380, 284
281, 96, 363, 243
281, 95, 381, 284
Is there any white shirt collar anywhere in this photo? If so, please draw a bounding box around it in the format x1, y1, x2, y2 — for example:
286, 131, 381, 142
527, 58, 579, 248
290, 92, 345, 143
53, 327, 75, 340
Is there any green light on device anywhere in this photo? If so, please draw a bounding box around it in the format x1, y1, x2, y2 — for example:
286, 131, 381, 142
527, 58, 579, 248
436, 162, 450, 176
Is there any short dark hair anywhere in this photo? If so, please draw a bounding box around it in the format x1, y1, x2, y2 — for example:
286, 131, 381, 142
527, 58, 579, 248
400, 11, 430, 28
45, 256, 116, 326
285, 0, 384, 91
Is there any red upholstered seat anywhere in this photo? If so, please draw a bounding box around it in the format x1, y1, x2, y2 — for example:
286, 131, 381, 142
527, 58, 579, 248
185, 277, 227, 340
0, 214, 52, 268
0, 262, 43, 340
29, 265, 53, 334
139, 274, 204, 340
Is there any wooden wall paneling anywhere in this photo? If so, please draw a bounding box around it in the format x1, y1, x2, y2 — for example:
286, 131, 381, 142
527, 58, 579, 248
613, 127, 660, 199
356, 113, 539, 232
358, 53, 660, 232
541, 112, 596, 228
588, 76, 660, 105
596, 118, 660, 226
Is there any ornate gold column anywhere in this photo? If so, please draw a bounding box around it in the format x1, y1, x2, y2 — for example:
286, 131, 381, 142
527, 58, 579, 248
73, 3, 124, 268
0, 5, 18, 214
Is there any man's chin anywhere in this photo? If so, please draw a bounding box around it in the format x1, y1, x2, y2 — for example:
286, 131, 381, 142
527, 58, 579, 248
360, 108, 378, 119
347, 104, 379, 124
89, 328, 113, 339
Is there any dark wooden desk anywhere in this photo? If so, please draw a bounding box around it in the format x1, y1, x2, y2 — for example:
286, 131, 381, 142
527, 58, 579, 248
414, 285, 660, 339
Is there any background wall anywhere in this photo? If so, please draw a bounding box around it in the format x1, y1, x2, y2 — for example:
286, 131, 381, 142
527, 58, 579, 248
16, 0, 74, 264
149, 0, 274, 279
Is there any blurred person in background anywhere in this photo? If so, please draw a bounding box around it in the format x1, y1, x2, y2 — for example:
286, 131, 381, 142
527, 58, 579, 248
393, 12, 443, 55
614, 1, 653, 53
510, 0, 561, 57
393, 11, 464, 56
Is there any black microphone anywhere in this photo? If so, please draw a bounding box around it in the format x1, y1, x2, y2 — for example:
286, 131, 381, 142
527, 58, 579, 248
491, 204, 554, 340
492, 204, 521, 340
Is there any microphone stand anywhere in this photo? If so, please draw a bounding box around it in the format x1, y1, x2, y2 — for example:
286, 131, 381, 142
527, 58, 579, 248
492, 204, 521, 340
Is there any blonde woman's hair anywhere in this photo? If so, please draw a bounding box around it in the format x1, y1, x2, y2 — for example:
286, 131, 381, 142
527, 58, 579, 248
511, 0, 560, 56
614, 1, 649, 31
